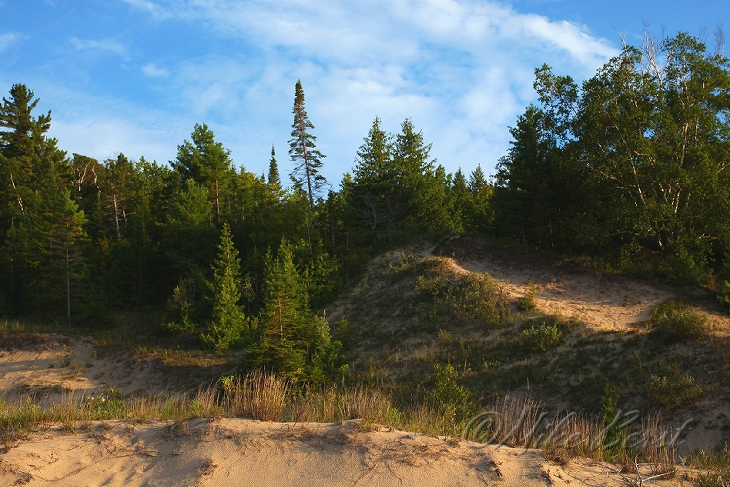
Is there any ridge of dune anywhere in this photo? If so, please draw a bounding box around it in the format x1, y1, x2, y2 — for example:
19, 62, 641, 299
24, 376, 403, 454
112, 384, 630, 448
0, 418, 685, 487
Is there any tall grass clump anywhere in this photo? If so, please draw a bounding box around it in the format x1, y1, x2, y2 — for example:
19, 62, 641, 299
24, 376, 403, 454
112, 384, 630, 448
219, 370, 290, 421
461, 395, 679, 475
688, 444, 730, 487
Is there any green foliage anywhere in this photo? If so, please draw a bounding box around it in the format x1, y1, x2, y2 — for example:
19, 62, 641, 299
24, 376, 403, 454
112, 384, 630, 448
648, 300, 708, 341
427, 363, 472, 424
247, 240, 343, 384
494, 31, 730, 280
518, 322, 562, 353
289, 80, 326, 213
201, 223, 251, 353
645, 373, 704, 410
517, 280, 537, 310
414, 260, 509, 329
84, 387, 128, 418
161, 265, 210, 334
718, 281, 730, 313
344, 117, 455, 249
689, 444, 730, 487
172, 123, 235, 221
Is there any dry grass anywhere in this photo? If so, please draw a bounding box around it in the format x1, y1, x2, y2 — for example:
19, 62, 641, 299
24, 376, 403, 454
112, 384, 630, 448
461, 395, 679, 475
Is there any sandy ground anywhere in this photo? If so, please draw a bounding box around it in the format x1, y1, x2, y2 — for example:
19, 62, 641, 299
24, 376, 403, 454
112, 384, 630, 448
434, 236, 729, 332
0, 418, 688, 487
0, 333, 179, 406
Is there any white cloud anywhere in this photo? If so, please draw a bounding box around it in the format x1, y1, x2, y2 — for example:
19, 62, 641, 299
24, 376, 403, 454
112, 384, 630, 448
142, 63, 169, 78
107, 0, 622, 180
121, 0, 170, 19
70, 37, 128, 58
0, 32, 19, 52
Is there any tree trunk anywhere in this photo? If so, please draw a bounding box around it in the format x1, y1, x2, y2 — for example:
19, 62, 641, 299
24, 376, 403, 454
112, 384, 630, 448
66, 225, 71, 320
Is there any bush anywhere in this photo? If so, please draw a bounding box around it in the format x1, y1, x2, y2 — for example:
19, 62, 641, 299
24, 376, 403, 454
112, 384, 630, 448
516, 321, 563, 353
517, 280, 537, 310
689, 444, 730, 487
645, 373, 703, 410
717, 281, 730, 314
427, 363, 472, 425
648, 300, 708, 341
85, 387, 128, 418
415, 262, 509, 329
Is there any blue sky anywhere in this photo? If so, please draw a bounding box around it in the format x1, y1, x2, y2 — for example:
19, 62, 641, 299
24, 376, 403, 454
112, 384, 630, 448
1, 1, 728, 187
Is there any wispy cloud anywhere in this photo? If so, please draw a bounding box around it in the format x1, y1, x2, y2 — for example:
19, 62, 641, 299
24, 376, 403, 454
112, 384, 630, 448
97, 0, 621, 180
121, 0, 170, 19
0, 32, 20, 52
142, 63, 169, 78
70, 37, 128, 58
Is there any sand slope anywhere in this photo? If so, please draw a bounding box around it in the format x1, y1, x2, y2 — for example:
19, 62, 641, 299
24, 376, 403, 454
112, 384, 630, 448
433, 236, 683, 331
0, 333, 179, 406
0, 418, 685, 487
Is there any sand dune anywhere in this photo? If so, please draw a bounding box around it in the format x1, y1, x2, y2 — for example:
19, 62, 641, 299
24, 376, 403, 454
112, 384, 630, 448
0, 418, 686, 486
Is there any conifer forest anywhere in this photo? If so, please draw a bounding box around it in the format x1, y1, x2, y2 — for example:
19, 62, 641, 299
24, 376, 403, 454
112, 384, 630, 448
2, 31, 730, 384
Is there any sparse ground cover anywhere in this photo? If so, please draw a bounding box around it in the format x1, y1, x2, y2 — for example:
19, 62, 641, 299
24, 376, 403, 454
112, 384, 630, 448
2, 237, 730, 486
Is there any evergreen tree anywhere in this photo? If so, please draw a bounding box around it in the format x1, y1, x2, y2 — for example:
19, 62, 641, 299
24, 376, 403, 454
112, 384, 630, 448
173, 123, 234, 221
44, 187, 88, 319
392, 119, 451, 234
248, 240, 341, 383
268, 145, 281, 189
201, 223, 250, 353
0, 84, 79, 315
349, 117, 396, 233
289, 80, 326, 216
466, 165, 494, 233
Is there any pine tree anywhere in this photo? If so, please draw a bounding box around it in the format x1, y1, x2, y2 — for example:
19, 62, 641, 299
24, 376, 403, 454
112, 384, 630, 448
173, 123, 234, 221
289, 80, 326, 216
268, 145, 281, 188
44, 187, 88, 319
201, 223, 249, 353
0, 84, 79, 315
392, 119, 450, 233
248, 239, 341, 383
350, 117, 396, 232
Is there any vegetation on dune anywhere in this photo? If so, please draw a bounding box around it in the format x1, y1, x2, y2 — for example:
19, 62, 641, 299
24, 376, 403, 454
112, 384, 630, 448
2, 27, 730, 482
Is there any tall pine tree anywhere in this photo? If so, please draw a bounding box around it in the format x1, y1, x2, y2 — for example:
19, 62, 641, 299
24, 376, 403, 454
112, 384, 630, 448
289, 80, 326, 216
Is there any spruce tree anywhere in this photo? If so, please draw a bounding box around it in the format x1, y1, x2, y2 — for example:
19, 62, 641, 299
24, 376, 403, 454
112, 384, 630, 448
350, 117, 396, 233
201, 223, 249, 353
248, 239, 341, 383
268, 145, 281, 188
289, 80, 326, 216
0, 84, 79, 315
173, 123, 234, 221
392, 119, 450, 233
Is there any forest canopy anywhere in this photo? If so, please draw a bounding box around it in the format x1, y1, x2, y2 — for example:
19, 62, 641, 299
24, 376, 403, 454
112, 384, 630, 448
1, 31, 729, 379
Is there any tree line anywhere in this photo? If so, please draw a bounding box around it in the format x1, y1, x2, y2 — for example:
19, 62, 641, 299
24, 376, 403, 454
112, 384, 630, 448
1, 29, 729, 382
493, 30, 730, 288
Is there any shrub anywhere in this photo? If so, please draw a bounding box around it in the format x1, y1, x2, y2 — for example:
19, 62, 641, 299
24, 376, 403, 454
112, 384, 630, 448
718, 281, 730, 314
689, 444, 730, 487
517, 280, 537, 310
517, 322, 563, 353
645, 373, 703, 410
427, 363, 472, 425
415, 263, 509, 329
648, 300, 708, 341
